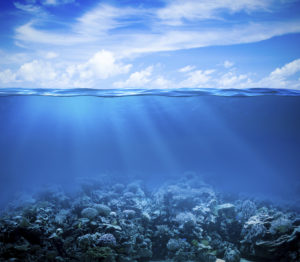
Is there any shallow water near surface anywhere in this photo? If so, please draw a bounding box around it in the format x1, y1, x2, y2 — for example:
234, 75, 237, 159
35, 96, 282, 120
0, 88, 300, 261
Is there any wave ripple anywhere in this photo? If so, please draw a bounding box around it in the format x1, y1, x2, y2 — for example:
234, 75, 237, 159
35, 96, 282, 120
0, 88, 300, 97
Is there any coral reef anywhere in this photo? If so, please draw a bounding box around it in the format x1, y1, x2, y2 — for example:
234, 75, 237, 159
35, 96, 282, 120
0, 175, 299, 261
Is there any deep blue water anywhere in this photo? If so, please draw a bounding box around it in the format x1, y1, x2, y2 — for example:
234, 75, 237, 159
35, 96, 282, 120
0, 88, 300, 208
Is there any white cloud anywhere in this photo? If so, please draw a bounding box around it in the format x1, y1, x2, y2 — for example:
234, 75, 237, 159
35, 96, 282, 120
116, 21, 300, 58
15, 22, 89, 46
6, 0, 300, 90
13, 1, 300, 58
269, 59, 300, 79
0, 69, 17, 84
214, 60, 300, 89
114, 66, 153, 88
45, 51, 58, 59
1, 57, 300, 90
75, 4, 134, 37
76, 50, 131, 80
177, 67, 253, 89
152, 76, 175, 89
14, 2, 42, 13
178, 65, 195, 73
14, 4, 136, 47
0, 51, 31, 65
114, 67, 177, 89
180, 69, 215, 87
223, 60, 234, 69
0, 50, 131, 88
157, 0, 272, 25
18, 60, 57, 81
217, 71, 251, 88
42, 0, 74, 6
258, 59, 300, 88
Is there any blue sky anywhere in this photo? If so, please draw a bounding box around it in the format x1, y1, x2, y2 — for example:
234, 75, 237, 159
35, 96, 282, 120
0, 0, 300, 89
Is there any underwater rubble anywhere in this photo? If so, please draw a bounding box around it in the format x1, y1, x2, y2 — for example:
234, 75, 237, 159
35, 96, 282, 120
0, 175, 299, 262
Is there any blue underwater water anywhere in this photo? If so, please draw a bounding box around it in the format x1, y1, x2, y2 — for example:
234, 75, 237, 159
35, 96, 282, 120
0, 88, 300, 261
1, 88, 300, 206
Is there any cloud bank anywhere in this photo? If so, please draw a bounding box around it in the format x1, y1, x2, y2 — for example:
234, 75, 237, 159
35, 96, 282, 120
0, 0, 299, 89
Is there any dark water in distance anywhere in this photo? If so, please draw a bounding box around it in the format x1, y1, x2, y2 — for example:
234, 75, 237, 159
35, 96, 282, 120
0, 88, 300, 209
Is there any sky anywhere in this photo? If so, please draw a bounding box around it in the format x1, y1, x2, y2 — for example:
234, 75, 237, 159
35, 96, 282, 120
0, 0, 300, 89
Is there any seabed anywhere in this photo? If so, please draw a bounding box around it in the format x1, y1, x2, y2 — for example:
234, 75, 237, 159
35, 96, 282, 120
0, 173, 299, 262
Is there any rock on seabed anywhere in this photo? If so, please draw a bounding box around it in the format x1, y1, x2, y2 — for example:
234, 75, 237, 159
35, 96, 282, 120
0, 175, 299, 262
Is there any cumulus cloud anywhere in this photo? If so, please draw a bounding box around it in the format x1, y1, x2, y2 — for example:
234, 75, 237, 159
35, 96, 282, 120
0, 69, 17, 84
18, 60, 57, 82
269, 59, 300, 79
114, 66, 153, 88
152, 76, 175, 89
1, 52, 299, 90
258, 59, 300, 88
0, 50, 132, 88
180, 69, 215, 87
217, 71, 251, 88
114, 67, 177, 89
3, 0, 300, 90
75, 50, 131, 80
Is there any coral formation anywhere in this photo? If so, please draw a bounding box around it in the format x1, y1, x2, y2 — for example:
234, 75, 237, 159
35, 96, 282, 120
0, 175, 299, 261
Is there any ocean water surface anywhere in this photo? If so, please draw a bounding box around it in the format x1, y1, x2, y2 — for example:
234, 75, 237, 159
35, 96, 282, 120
0, 87, 300, 261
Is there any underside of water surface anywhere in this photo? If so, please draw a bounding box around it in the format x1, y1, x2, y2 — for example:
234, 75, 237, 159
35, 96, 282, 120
0, 88, 300, 262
